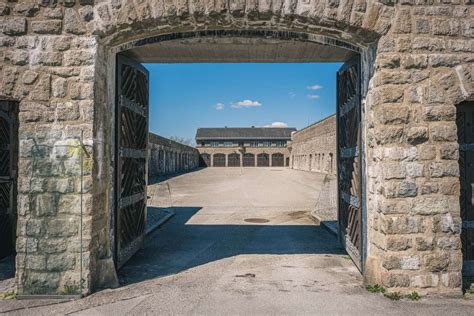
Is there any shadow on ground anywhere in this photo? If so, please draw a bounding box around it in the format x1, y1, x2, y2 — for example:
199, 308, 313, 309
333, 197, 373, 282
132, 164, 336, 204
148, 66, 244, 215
118, 207, 346, 285
148, 167, 206, 185
0, 256, 15, 282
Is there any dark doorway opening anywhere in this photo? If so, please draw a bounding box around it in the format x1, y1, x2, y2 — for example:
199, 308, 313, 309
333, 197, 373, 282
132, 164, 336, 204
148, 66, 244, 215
213, 154, 226, 167
272, 153, 284, 167
242, 153, 255, 167
457, 100, 474, 280
257, 153, 269, 167
228, 153, 240, 167
0, 100, 18, 261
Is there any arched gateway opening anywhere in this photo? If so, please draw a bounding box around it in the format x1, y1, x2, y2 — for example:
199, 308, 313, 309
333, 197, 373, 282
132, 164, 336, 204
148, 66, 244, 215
6, 1, 469, 299
110, 29, 369, 285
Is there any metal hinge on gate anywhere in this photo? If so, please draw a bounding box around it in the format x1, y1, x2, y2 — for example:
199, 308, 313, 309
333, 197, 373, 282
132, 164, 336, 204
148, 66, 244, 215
120, 96, 146, 117
463, 221, 474, 229
460, 144, 474, 152
341, 191, 360, 208
340, 146, 358, 158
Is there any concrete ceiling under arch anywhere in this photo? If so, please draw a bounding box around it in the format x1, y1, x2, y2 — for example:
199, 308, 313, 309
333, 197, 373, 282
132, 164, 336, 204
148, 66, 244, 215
122, 36, 357, 63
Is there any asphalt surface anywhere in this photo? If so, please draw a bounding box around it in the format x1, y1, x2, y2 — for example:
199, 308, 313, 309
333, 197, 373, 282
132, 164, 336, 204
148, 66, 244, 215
2, 168, 474, 315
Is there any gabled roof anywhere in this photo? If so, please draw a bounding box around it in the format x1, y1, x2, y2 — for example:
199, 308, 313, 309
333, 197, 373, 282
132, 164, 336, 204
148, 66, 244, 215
195, 127, 296, 140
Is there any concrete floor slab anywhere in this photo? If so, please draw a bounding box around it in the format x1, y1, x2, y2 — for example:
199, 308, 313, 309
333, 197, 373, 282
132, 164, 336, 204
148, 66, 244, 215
2, 168, 474, 315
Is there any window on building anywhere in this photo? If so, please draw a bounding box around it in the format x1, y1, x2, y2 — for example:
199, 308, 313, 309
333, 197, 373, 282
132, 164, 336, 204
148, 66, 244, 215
211, 141, 219, 147
250, 141, 258, 148
224, 141, 233, 147
273, 141, 286, 147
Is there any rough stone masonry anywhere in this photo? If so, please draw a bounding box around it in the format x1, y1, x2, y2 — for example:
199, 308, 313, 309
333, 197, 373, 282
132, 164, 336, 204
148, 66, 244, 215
0, 0, 473, 297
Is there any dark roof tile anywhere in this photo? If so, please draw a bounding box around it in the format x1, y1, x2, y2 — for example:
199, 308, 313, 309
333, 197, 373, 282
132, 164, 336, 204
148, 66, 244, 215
195, 127, 296, 140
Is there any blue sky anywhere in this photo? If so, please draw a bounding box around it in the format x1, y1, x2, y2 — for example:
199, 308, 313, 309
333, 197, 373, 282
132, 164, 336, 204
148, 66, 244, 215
144, 63, 342, 143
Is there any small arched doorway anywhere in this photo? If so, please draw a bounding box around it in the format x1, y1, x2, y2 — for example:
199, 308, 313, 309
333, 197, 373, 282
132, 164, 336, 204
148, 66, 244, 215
242, 153, 255, 167
228, 153, 240, 167
213, 153, 226, 167
257, 153, 269, 167
271, 153, 284, 167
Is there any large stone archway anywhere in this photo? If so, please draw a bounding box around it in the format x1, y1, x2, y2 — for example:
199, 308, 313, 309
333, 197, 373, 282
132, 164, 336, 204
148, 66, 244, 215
0, 0, 472, 297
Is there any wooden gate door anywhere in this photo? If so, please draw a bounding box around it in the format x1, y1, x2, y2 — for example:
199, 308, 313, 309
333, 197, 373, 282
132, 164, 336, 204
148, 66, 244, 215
242, 153, 255, 167
337, 56, 363, 271
0, 101, 17, 260
213, 154, 226, 167
272, 153, 284, 167
115, 55, 149, 268
457, 101, 474, 276
228, 153, 240, 167
257, 153, 269, 167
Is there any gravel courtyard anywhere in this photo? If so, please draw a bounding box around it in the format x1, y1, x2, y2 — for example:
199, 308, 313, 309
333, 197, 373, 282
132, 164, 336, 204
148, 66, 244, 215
1, 168, 473, 315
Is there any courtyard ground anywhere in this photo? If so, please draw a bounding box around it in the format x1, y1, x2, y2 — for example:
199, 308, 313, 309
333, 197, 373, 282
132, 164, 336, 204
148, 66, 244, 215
1, 168, 474, 315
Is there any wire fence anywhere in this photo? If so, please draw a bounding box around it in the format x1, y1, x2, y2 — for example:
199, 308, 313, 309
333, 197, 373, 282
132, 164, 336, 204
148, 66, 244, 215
21, 132, 90, 296
313, 174, 338, 221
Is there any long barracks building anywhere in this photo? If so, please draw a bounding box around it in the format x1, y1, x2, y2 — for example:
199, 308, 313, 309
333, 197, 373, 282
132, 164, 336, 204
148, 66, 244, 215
196, 127, 296, 167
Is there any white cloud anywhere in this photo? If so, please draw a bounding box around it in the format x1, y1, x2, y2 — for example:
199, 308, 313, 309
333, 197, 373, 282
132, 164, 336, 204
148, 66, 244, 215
231, 99, 262, 109
264, 121, 288, 128
288, 91, 296, 98
215, 102, 224, 110
307, 94, 320, 99
307, 84, 323, 90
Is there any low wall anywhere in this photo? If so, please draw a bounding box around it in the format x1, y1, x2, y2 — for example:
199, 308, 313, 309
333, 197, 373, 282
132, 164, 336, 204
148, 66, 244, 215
148, 133, 200, 178
290, 115, 336, 175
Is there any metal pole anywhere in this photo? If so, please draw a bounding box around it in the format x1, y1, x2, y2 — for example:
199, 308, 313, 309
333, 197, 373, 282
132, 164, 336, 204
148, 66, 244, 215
79, 130, 84, 296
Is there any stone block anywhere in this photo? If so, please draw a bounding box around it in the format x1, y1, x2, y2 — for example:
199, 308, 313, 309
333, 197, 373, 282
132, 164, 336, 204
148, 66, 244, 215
52, 77, 68, 98
3, 17, 27, 35
386, 236, 412, 251
429, 161, 459, 178
430, 123, 457, 142
424, 253, 449, 272
47, 253, 76, 271
33, 193, 58, 217
416, 237, 434, 251
406, 127, 428, 145
39, 238, 68, 254
63, 50, 95, 66
64, 8, 86, 34
420, 181, 439, 195
381, 216, 424, 234
383, 163, 406, 180
31, 52, 63, 66
422, 106, 455, 122
44, 8, 64, 19
439, 144, 458, 160
45, 218, 79, 237
411, 274, 439, 288
22, 71, 39, 85
382, 272, 410, 288
31, 20, 62, 34
412, 196, 449, 215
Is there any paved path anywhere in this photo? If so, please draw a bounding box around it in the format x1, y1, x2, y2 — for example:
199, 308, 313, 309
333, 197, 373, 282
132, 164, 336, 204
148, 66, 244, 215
2, 168, 474, 315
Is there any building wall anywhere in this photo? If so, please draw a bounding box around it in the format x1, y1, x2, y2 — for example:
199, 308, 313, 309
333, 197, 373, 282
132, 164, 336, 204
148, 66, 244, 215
148, 133, 199, 178
290, 115, 336, 175
0, 0, 472, 296
197, 147, 290, 167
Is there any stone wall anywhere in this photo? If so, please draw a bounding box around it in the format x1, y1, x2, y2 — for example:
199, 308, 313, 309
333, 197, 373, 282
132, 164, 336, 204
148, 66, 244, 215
290, 115, 336, 175
148, 133, 199, 178
0, 0, 472, 297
